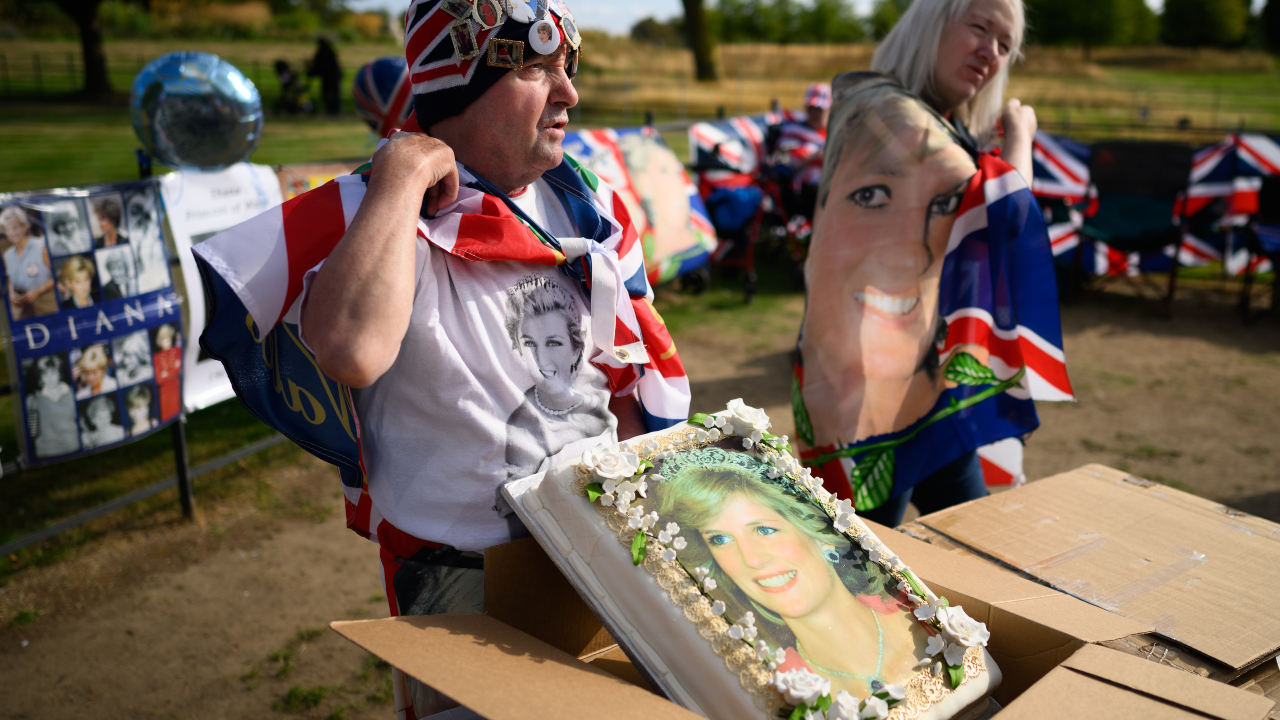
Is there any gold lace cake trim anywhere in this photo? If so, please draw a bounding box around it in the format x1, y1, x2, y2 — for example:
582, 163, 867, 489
573, 427, 986, 719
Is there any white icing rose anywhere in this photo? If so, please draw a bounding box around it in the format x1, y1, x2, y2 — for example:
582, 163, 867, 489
936, 605, 990, 648
826, 690, 861, 720
859, 696, 889, 720
583, 445, 640, 480
772, 668, 831, 707
727, 398, 771, 433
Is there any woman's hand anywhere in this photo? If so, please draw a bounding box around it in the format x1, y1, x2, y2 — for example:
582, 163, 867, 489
999, 99, 1037, 184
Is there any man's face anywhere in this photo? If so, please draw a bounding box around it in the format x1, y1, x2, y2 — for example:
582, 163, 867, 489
432, 44, 578, 191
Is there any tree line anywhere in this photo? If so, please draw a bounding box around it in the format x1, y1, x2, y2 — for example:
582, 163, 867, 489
646, 0, 1280, 79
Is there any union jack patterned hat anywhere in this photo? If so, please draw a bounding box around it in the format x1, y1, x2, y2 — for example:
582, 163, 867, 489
805, 82, 832, 110
353, 56, 415, 138
404, 0, 580, 130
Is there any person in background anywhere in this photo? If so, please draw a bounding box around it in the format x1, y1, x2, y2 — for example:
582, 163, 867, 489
308, 38, 343, 116
1, 206, 57, 319
858, 0, 1032, 526
769, 82, 832, 221
274, 60, 311, 115
871, 0, 1035, 182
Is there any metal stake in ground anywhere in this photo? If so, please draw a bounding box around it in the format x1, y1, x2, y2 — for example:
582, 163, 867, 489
171, 416, 195, 520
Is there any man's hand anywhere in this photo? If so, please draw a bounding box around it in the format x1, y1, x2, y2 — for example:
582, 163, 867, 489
999, 98, 1038, 185
302, 131, 460, 388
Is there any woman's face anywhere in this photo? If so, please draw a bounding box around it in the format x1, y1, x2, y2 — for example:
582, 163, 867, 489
2, 214, 29, 243
932, 0, 1015, 113
68, 271, 91, 301
88, 401, 111, 427
81, 362, 105, 390
157, 329, 174, 351
97, 212, 117, 240
129, 403, 150, 428
520, 311, 576, 391
805, 112, 974, 389
40, 363, 61, 389
700, 493, 838, 620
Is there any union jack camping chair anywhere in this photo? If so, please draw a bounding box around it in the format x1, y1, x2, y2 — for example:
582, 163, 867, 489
1239, 175, 1280, 324
1074, 141, 1197, 317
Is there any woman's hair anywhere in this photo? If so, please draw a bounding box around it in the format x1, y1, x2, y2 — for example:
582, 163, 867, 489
33, 355, 66, 390
156, 323, 177, 343
505, 275, 585, 374
0, 206, 31, 234
57, 255, 95, 288
818, 73, 966, 216
871, 0, 1025, 143
126, 383, 153, 409
93, 197, 123, 229
82, 395, 115, 430
76, 344, 110, 374
651, 447, 897, 649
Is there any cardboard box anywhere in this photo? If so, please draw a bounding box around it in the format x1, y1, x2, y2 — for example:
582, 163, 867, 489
330, 464, 1278, 719
999, 645, 1276, 720
905, 462, 1280, 713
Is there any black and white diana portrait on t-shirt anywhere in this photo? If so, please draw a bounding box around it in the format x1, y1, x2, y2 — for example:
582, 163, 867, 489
503, 273, 613, 483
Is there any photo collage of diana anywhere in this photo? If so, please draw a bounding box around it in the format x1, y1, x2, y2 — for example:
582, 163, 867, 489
0, 182, 183, 463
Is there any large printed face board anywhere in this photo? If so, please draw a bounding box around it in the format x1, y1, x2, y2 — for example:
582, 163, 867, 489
0, 181, 183, 465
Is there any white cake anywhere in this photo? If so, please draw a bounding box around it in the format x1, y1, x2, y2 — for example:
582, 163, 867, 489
505, 400, 1000, 720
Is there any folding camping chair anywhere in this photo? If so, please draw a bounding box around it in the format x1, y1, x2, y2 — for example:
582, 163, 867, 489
1238, 175, 1280, 324
1073, 141, 1196, 318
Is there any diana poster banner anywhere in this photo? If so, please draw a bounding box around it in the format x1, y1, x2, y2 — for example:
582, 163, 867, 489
160, 162, 282, 413
0, 180, 183, 467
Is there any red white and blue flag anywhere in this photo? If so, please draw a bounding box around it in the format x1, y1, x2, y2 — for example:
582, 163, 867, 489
352, 56, 415, 139
192, 149, 690, 540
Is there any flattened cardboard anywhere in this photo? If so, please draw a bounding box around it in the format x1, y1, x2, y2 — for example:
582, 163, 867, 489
914, 464, 1280, 671
330, 614, 699, 720
999, 645, 1276, 720
864, 518, 1151, 705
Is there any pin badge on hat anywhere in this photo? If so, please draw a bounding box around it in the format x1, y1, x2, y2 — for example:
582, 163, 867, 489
472, 0, 504, 29
440, 0, 475, 20
528, 17, 560, 55
487, 38, 524, 69
559, 13, 580, 49
449, 19, 480, 61
509, 0, 544, 23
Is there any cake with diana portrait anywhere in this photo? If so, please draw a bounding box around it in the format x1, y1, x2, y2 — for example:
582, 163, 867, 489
505, 399, 1001, 720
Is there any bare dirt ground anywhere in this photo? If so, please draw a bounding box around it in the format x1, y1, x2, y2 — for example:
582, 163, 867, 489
2, 289, 1278, 719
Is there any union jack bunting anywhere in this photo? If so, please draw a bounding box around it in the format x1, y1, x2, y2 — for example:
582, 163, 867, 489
352, 56, 415, 139
798, 154, 1073, 506
192, 152, 690, 540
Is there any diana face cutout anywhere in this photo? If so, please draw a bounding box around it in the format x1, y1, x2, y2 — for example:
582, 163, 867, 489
520, 309, 577, 397
801, 90, 976, 443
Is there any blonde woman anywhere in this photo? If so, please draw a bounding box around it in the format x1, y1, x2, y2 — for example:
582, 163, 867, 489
871, 0, 1036, 182
73, 343, 118, 399
57, 255, 100, 310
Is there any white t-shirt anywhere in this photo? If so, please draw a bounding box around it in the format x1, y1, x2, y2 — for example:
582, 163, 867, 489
337, 179, 617, 551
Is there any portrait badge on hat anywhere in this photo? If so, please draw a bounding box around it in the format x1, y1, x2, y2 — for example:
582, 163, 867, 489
449, 19, 480, 61
509, 0, 544, 23
528, 17, 560, 55
487, 38, 524, 69
473, 0, 503, 29
559, 13, 580, 49
440, 0, 475, 20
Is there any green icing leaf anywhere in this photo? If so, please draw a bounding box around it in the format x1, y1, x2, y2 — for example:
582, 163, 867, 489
631, 531, 647, 566
689, 413, 711, 428
944, 352, 999, 386
788, 704, 808, 720
948, 663, 964, 689
791, 374, 815, 447
814, 694, 833, 712
852, 447, 896, 512
585, 482, 605, 503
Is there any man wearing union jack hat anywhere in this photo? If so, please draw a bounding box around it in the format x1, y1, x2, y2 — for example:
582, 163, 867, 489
193, 0, 688, 716
769, 82, 833, 220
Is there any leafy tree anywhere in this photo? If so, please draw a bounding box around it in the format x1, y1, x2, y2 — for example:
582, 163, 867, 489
1264, 0, 1280, 52
683, 0, 719, 80
53, 0, 112, 97
1161, 0, 1250, 47
1026, 0, 1157, 53
800, 0, 866, 42
631, 16, 685, 47
869, 0, 901, 40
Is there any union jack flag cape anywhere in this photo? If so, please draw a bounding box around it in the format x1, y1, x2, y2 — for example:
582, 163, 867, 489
796, 154, 1073, 509
192, 149, 690, 540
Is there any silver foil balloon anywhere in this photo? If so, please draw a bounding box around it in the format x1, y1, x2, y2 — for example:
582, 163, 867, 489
130, 52, 263, 170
